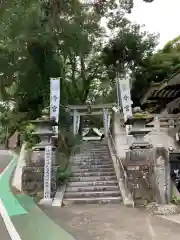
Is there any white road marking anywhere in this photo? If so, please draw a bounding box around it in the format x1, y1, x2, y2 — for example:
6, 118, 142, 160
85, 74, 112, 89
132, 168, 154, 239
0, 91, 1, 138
0, 155, 22, 240
146, 217, 156, 239
0, 199, 22, 240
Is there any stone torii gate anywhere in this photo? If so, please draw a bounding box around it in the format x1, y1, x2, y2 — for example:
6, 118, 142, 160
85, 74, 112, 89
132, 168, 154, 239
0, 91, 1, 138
68, 103, 115, 137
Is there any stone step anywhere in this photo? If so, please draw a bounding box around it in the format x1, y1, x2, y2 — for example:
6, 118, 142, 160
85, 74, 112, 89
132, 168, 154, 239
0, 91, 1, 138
91, 149, 109, 152
71, 172, 116, 177
71, 167, 115, 173
81, 149, 109, 152
75, 153, 109, 158
64, 190, 121, 198
84, 152, 109, 156
73, 158, 110, 162
71, 164, 114, 169
69, 175, 117, 182
66, 185, 119, 192
68, 180, 118, 187
72, 160, 111, 165
63, 196, 122, 204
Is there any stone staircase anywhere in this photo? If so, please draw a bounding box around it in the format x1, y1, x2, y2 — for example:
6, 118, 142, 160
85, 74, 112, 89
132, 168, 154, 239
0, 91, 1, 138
63, 141, 122, 204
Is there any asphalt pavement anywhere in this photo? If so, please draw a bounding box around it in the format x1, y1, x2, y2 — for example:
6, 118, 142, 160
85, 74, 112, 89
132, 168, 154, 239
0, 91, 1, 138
0, 149, 12, 240
0, 215, 11, 240
0, 150, 12, 171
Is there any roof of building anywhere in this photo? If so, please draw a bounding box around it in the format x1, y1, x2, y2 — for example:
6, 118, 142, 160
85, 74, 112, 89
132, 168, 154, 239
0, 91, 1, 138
141, 70, 180, 113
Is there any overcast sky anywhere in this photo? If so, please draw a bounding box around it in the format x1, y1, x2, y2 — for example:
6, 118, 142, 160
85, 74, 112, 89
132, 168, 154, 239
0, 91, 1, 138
128, 0, 180, 49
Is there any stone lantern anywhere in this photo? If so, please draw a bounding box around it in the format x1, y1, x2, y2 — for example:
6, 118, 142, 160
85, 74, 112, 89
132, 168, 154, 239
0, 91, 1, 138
30, 118, 57, 165
125, 107, 154, 149
123, 107, 154, 203
22, 117, 58, 200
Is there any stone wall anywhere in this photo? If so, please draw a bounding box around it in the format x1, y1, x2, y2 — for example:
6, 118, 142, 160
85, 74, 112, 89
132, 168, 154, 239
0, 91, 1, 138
22, 165, 59, 199
21, 148, 60, 200
125, 149, 154, 203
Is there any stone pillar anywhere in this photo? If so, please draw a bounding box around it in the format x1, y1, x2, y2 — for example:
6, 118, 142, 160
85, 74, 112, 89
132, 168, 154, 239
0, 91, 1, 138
107, 112, 111, 132
153, 147, 172, 204
113, 111, 129, 159
103, 108, 107, 137
103, 108, 111, 137
73, 110, 80, 135
22, 119, 58, 202
154, 116, 160, 132
73, 110, 77, 135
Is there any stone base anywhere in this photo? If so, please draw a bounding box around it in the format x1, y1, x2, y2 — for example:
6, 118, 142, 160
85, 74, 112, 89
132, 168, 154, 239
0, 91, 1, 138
39, 198, 53, 206
130, 142, 152, 150
22, 165, 59, 199
31, 149, 57, 165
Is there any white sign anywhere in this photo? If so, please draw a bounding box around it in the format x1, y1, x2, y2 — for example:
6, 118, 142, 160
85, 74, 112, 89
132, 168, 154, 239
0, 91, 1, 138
44, 146, 52, 200
118, 77, 132, 121
50, 78, 60, 124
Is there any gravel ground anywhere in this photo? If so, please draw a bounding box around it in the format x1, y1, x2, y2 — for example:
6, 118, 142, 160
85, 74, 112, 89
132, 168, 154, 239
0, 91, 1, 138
146, 202, 180, 215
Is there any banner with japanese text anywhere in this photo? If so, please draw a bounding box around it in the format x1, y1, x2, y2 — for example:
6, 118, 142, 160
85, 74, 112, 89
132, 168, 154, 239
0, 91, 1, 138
50, 78, 60, 134
118, 77, 132, 122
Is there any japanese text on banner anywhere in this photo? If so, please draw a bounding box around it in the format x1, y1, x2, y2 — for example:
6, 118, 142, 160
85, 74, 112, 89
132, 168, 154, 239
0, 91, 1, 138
119, 78, 132, 121
50, 78, 60, 123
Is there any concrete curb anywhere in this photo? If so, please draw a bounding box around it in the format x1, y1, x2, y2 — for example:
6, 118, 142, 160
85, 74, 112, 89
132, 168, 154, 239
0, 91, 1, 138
52, 185, 67, 207
108, 139, 134, 207
159, 214, 180, 225
12, 143, 27, 191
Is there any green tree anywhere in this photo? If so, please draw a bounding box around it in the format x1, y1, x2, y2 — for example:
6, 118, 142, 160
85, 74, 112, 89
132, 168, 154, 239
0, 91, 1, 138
100, 20, 158, 105
0, 0, 156, 132
132, 35, 180, 105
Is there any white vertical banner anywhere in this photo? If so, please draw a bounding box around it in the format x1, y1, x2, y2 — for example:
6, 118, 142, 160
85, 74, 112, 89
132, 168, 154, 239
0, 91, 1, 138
76, 113, 80, 134
50, 78, 60, 134
118, 77, 132, 122
44, 146, 52, 200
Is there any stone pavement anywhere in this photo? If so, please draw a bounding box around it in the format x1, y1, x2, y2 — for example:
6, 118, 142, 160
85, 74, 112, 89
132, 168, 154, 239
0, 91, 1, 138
41, 204, 180, 240
0, 149, 13, 240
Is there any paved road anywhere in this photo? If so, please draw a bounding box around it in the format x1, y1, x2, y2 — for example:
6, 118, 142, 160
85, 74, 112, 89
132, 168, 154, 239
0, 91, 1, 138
0, 150, 11, 172
0, 149, 76, 240
1, 148, 180, 240
0, 215, 11, 240
0, 150, 12, 240
41, 204, 180, 240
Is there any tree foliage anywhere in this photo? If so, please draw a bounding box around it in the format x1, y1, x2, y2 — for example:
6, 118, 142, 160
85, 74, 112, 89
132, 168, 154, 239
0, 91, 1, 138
132, 35, 180, 105
0, 0, 157, 135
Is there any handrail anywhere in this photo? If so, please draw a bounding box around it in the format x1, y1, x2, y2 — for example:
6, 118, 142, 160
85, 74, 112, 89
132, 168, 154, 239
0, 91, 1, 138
108, 130, 128, 180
